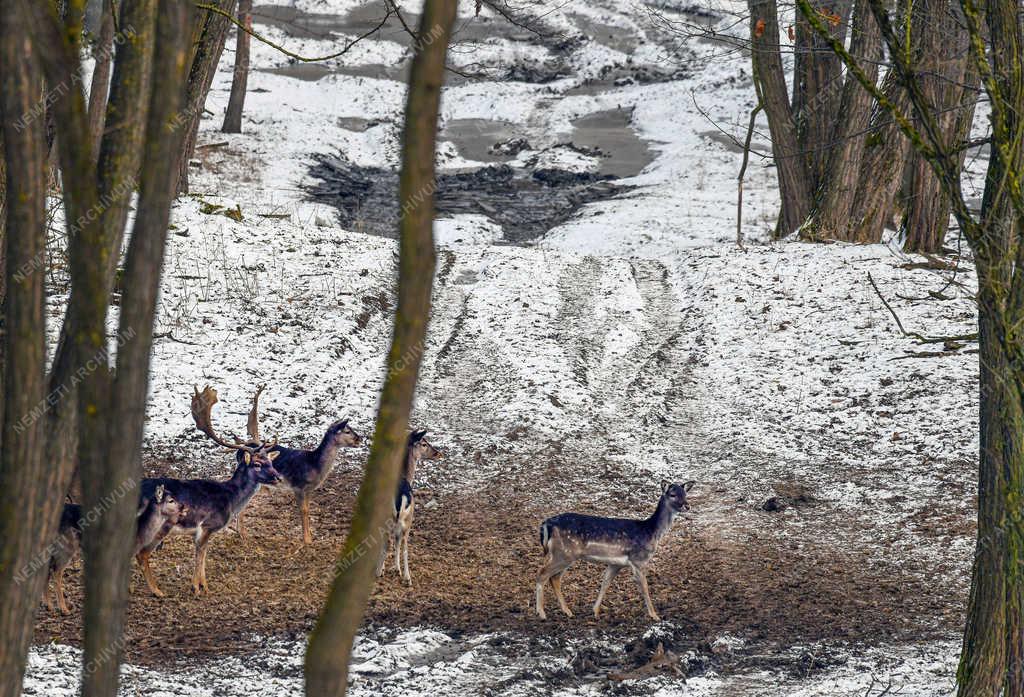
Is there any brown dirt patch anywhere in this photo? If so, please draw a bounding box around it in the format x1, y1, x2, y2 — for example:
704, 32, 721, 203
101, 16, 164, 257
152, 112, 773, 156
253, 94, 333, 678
34, 463, 966, 665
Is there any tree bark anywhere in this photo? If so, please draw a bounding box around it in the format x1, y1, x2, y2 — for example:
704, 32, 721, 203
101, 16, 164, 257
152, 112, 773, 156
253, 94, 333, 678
303, 2, 456, 695
901, 0, 973, 253
792, 0, 853, 192
957, 0, 1024, 689
87, 0, 116, 163
801, 0, 882, 241
222, 0, 251, 134
176, 0, 237, 194
0, 9, 53, 696
748, 0, 813, 237
75, 1, 158, 695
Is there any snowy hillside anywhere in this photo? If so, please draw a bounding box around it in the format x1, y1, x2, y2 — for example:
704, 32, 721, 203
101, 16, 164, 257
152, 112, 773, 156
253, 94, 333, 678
26, 1, 979, 695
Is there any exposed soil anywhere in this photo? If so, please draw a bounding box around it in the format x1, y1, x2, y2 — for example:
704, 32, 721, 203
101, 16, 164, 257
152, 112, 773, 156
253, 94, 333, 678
36, 456, 965, 672
307, 156, 629, 243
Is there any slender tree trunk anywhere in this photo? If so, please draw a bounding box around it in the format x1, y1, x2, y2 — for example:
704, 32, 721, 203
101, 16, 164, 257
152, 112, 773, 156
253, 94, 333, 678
177, 0, 237, 194
801, 0, 882, 241
304, 2, 456, 695
87, 0, 116, 163
0, 9, 52, 697
222, 0, 251, 134
76, 1, 158, 695
748, 0, 813, 237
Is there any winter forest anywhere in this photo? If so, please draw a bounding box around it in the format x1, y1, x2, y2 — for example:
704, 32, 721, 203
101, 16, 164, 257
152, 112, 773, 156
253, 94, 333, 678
0, 0, 1022, 695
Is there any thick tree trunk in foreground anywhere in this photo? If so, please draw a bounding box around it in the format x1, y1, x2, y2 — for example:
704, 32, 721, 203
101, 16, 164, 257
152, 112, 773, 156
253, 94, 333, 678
79, 3, 193, 695
303, 2, 457, 695
748, 0, 812, 237
0, 13, 52, 697
177, 0, 237, 194
222, 0, 252, 133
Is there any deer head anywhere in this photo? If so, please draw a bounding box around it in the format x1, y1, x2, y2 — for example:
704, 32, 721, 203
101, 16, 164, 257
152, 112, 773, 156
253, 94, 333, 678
408, 429, 443, 462
660, 479, 696, 512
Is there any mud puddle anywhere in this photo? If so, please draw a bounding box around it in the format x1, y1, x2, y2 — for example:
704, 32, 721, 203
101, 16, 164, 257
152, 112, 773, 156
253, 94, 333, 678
307, 155, 625, 243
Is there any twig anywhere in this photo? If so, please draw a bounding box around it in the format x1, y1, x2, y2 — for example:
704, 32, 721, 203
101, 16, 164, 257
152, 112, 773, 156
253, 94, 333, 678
867, 272, 977, 344
195, 2, 392, 63
737, 102, 762, 250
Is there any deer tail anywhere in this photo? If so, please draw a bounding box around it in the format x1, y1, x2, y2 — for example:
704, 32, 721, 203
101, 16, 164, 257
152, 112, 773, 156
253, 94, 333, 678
539, 521, 551, 551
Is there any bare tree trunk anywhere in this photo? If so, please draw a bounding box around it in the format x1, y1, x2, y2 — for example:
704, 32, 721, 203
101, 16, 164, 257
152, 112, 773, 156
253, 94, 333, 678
847, 67, 912, 241
76, 1, 157, 694
222, 0, 251, 134
303, 2, 457, 695
87, 0, 116, 162
801, 0, 882, 241
901, 0, 973, 253
792, 0, 853, 192
958, 1, 1024, 689
177, 0, 237, 194
0, 8, 52, 696
748, 0, 813, 237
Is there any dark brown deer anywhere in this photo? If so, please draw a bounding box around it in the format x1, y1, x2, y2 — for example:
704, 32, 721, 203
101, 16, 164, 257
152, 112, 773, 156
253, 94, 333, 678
43, 485, 187, 613
375, 429, 443, 585
535, 480, 695, 621
136, 386, 282, 596
233, 385, 363, 544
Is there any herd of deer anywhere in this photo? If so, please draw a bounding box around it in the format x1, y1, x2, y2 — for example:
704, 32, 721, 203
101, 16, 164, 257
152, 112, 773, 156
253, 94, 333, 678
43, 386, 696, 622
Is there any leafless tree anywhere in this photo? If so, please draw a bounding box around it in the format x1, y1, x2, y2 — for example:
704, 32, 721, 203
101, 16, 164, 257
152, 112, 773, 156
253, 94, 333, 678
0, 2, 193, 696
303, 1, 457, 695
799, 0, 1023, 692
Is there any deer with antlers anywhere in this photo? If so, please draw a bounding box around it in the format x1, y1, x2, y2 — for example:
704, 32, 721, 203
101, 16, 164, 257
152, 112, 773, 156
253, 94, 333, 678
136, 386, 282, 596
232, 385, 364, 544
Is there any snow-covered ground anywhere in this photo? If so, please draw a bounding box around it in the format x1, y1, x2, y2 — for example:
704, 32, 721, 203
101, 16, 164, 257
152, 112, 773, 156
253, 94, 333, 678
26, 0, 979, 695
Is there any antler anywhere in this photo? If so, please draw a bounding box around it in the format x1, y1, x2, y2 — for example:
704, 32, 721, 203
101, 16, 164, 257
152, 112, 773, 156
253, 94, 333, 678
247, 384, 265, 442
191, 385, 257, 453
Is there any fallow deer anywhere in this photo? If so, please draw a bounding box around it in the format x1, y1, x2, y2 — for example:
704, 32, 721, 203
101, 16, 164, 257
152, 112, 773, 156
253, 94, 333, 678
44, 485, 187, 613
375, 429, 443, 584
136, 386, 282, 596
233, 385, 364, 544
535, 480, 695, 621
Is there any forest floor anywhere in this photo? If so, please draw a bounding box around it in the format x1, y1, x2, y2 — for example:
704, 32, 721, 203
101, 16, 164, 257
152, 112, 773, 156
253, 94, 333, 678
25, 0, 985, 695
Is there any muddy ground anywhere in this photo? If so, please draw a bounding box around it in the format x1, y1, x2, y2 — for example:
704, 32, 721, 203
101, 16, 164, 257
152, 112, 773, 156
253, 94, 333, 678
36, 452, 967, 679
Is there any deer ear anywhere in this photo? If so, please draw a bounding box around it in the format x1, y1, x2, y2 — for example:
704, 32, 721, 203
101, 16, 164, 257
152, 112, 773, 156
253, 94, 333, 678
243, 452, 252, 465
683, 480, 696, 492
267, 450, 280, 461
155, 484, 165, 502
660, 479, 670, 494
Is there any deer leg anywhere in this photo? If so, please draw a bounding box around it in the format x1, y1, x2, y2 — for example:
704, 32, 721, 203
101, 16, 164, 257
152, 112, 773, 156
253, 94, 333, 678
392, 520, 403, 576
299, 491, 312, 545
236, 509, 246, 540
593, 565, 621, 618
42, 573, 54, 612
550, 572, 573, 617
193, 528, 214, 596
375, 528, 389, 578
137, 549, 165, 598
535, 558, 571, 620
401, 522, 412, 585
55, 568, 70, 615
630, 565, 660, 622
